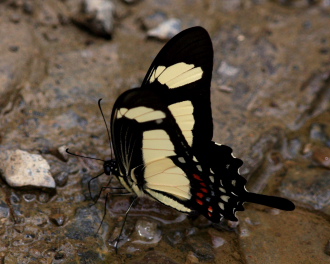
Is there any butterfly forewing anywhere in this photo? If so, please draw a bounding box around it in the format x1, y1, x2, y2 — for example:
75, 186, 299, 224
142, 27, 214, 160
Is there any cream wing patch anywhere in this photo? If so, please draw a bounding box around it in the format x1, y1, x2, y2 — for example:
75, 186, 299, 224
149, 62, 203, 89
144, 158, 191, 200
117, 106, 165, 123
168, 101, 194, 146
146, 189, 192, 212
142, 130, 176, 162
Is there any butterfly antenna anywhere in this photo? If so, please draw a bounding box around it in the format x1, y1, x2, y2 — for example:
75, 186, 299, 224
98, 98, 113, 158
66, 148, 105, 162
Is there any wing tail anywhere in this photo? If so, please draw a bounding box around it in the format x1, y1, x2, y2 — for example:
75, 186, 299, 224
244, 192, 295, 211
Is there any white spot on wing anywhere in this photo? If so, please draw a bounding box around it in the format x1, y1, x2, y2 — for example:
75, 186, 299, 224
219, 187, 226, 193
218, 202, 225, 210
221, 195, 230, 202
209, 175, 214, 183
178, 157, 185, 163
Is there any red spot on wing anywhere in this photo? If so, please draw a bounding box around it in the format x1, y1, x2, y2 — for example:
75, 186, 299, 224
208, 206, 213, 212
200, 188, 208, 193
200, 182, 206, 187
196, 199, 203, 205
197, 192, 204, 198
208, 212, 212, 217
193, 174, 202, 181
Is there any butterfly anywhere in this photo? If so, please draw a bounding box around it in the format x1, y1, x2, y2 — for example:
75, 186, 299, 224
102, 26, 295, 223
68, 26, 295, 247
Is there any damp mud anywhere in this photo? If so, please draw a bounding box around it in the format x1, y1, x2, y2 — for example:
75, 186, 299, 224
0, 1, 330, 263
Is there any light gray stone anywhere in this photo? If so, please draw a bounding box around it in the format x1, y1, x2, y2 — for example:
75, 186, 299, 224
0, 150, 55, 189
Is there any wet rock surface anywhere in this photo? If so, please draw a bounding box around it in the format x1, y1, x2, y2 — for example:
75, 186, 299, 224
0, 0, 329, 263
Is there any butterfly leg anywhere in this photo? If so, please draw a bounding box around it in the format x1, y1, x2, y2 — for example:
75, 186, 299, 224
113, 196, 138, 253
96, 189, 132, 234
87, 171, 107, 203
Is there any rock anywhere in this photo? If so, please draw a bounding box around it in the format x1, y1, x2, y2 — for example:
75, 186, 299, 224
147, 19, 182, 41
0, 149, 55, 189
312, 146, 330, 169
65, 206, 103, 240
0, 201, 10, 218
309, 123, 328, 143
49, 213, 66, 226
217, 61, 240, 77
165, 229, 184, 246
186, 235, 215, 261
53, 171, 69, 187
74, 0, 115, 38
185, 251, 199, 264
211, 235, 226, 248
140, 11, 167, 30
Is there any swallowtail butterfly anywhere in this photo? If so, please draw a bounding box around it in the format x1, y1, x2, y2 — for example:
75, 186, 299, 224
69, 27, 295, 241
104, 26, 294, 223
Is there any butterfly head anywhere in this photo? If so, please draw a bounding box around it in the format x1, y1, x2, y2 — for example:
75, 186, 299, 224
103, 159, 118, 176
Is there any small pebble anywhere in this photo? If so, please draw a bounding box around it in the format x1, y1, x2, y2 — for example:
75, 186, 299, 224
186, 251, 199, 264
217, 61, 239, 77
54, 171, 69, 187
76, 0, 115, 38
211, 236, 226, 248
54, 251, 65, 260
147, 18, 182, 41
58, 145, 69, 161
165, 230, 184, 246
49, 213, 66, 226
9, 46, 19, 52
10, 192, 20, 204
218, 85, 234, 93
0, 201, 10, 218
38, 192, 51, 203
312, 146, 330, 169
310, 123, 328, 142
186, 236, 215, 261
23, 194, 36, 202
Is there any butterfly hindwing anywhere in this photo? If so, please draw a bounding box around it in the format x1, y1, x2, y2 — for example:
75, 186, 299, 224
111, 88, 201, 213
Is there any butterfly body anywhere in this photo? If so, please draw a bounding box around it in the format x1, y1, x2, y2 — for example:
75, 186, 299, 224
103, 26, 294, 225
